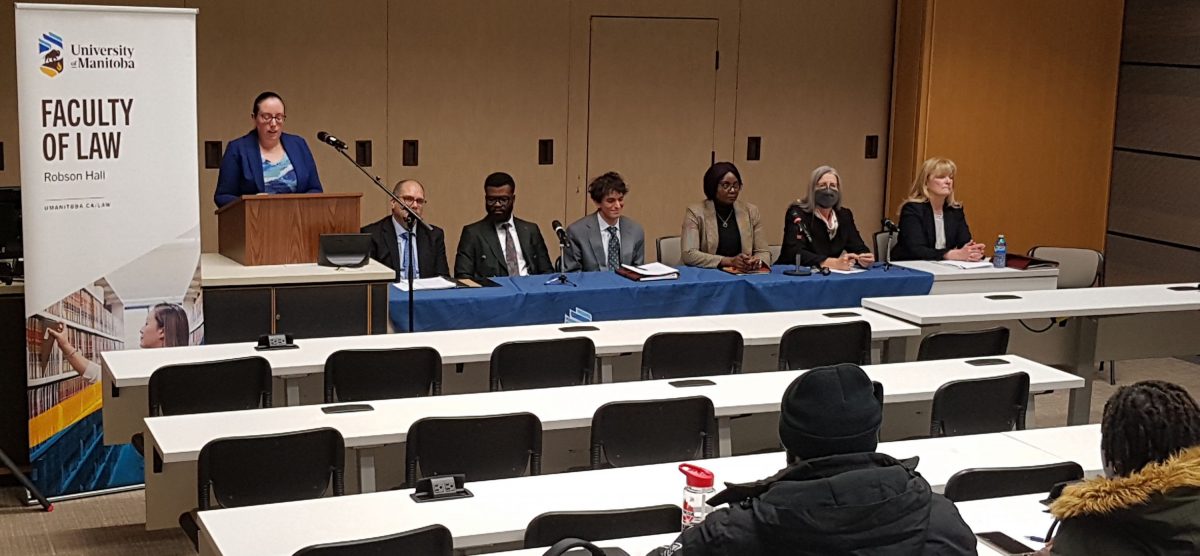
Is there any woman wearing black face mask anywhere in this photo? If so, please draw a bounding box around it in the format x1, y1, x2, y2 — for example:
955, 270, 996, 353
776, 165, 874, 271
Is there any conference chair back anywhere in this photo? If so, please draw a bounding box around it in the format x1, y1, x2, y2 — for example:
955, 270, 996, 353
778, 320, 872, 370
140, 356, 273, 456
149, 355, 273, 417
197, 427, 346, 510
324, 347, 442, 403
656, 236, 682, 267
405, 412, 542, 486
917, 326, 1010, 361
523, 505, 683, 548
293, 524, 453, 556
930, 371, 1030, 437
944, 461, 1084, 502
641, 330, 743, 380
591, 396, 716, 469
1028, 245, 1104, 289
873, 230, 897, 262
490, 337, 596, 391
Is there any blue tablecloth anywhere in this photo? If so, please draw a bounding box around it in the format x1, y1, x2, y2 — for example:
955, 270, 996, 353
389, 265, 934, 332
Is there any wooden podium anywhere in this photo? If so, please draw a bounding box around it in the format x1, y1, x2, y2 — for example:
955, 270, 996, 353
216, 193, 362, 265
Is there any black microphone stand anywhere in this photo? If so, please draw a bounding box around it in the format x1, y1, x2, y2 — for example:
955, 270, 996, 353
325, 140, 432, 333
881, 220, 898, 272
546, 232, 577, 287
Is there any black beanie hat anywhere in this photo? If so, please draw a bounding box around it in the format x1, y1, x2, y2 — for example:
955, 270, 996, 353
778, 363, 883, 461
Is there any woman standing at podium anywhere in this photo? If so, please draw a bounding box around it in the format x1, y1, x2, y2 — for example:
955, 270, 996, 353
214, 91, 324, 208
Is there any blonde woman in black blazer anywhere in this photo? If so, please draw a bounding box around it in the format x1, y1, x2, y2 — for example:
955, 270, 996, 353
892, 158, 986, 262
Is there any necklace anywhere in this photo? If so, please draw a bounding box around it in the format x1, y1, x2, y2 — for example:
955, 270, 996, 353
717, 208, 734, 228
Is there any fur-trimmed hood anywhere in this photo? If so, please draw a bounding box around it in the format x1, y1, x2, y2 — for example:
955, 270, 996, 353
1051, 445, 1200, 519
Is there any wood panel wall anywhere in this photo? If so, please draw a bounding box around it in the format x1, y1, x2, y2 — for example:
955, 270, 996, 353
1, 0, 895, 261
1105, 0, 1200, 284
886, 0, 1124, 256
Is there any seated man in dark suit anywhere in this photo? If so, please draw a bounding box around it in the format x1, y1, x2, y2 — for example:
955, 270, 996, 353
361, 179, 449, 280
563, 171, 645, 272
454, 172, 553, 279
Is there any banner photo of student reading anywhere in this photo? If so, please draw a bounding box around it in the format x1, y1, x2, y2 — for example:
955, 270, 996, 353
15, 3, 200, 498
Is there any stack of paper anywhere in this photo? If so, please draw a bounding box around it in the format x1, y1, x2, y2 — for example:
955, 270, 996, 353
391, 276, 458, 291
935, 260, 994, 270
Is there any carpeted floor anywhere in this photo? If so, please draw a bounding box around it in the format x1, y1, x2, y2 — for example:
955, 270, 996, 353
3, 357, 1199, 556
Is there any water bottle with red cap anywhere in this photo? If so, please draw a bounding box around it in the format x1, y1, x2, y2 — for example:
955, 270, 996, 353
679, 463, 715, 529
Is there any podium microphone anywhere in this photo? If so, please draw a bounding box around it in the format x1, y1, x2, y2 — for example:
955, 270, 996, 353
881, 218, 900, 233
316, 131, 348, 150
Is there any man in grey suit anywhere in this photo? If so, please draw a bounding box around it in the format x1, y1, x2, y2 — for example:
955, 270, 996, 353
563, 171, 645, 272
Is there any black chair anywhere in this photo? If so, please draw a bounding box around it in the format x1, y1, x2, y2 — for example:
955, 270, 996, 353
490, 337, 596, 391
944, 462, 1084, 502
917, 326, 1010, 361
135, 356, 273, 455
777, 321, 872, 370
405, 412, 542, 486
641, 331, 742, 380
323, 347, 442, 403
930, 372, 1030, 437
293, 524, 453, 556
180, 428, 345, 549
523, 505, 682, 548
591, 397, 716, 469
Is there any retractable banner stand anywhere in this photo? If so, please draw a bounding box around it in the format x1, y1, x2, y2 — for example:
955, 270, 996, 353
15, 3, 200, 499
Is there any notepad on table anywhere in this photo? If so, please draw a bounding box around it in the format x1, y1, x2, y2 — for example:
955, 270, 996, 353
617, 262, 680, 281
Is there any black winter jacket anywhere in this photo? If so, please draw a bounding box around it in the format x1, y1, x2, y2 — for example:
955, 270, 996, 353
665, 453, 977, 556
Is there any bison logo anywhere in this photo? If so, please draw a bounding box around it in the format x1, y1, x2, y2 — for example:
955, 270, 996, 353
39, 32, 64, 77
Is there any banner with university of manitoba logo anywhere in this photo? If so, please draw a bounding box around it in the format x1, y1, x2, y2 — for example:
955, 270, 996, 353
15, 3, 200, 498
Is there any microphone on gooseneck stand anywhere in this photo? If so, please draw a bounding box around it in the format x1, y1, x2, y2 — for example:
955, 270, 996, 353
783, 207, 814, 277
316, 131, 348, 150
547, 219, 576, 287
551, 220, 569, 245
881, 218, 899, 271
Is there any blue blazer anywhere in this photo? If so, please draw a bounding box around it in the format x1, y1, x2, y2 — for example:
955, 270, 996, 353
214, 130, 323, 207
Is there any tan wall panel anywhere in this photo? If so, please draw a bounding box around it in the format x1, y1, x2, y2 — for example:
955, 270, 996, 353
585, 17, 719, 253
736, 0, 896, 249
1108, 151, 1200, 248
1106, 234, 1200, 286
191, 0, 389, 252
891, 0, 1123, 255
1122, 0, 1200, 66
386, 0, 570, 260
0, 0, 186, 187
1114, 65, 1200, 157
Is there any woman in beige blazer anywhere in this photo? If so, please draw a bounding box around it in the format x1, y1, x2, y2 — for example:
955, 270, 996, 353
681, 161, 772, 270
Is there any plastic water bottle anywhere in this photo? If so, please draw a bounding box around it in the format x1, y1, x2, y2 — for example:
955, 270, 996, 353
993, 234, 1007, 269
679, 463, 715, 530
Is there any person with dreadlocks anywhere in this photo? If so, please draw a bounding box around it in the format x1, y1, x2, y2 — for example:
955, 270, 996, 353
1044, 380, 1200, 555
